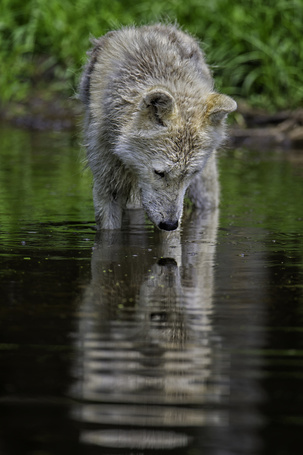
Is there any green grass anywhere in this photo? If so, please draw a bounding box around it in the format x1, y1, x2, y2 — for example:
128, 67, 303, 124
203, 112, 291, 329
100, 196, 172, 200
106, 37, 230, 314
1, 0, 303, 110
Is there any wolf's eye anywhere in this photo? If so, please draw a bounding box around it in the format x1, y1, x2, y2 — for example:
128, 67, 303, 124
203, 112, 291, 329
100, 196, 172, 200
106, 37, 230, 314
154, 170, 165, 178
191, 169, 201, 177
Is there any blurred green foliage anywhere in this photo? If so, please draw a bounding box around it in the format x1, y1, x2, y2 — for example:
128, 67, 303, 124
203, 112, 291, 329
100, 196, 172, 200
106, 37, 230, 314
1, 0, 303, 110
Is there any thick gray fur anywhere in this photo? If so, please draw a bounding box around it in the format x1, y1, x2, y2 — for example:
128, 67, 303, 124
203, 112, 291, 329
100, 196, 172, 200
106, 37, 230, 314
79, 24, 237, 230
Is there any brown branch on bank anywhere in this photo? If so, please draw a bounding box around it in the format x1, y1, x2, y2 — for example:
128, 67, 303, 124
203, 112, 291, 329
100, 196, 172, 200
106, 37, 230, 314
231, 104, 303, 148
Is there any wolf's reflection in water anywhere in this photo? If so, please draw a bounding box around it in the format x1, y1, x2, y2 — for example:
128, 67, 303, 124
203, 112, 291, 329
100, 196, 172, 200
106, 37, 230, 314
71, 209, 229, 451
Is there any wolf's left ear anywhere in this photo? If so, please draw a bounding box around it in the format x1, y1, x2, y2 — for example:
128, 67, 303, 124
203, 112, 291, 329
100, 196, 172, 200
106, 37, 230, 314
138, 88, 176, 127
205, 94, 237, 124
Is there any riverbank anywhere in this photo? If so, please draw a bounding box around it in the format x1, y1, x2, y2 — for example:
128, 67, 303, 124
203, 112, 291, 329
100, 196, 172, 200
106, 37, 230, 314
1, 95, 303, 149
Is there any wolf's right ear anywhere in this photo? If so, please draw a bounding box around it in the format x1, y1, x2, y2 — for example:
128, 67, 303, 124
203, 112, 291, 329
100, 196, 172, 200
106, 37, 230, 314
205, 94, 237, 124
138, 89, 176, 128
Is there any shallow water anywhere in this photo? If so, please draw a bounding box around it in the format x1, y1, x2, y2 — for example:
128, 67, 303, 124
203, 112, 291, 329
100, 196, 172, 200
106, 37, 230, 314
0, 123, 303, 454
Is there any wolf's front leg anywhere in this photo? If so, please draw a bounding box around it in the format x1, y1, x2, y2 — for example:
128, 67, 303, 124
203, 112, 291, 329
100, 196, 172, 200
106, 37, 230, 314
93, 186, 123, 229
186, 153, 219, 211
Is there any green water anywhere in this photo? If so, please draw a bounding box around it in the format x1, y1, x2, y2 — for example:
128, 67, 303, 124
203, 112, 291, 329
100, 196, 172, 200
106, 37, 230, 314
0, 123, 303, 454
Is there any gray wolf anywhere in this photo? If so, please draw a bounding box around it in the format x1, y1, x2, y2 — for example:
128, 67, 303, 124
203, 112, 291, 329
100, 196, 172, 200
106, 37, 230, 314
79, 24, 236, 230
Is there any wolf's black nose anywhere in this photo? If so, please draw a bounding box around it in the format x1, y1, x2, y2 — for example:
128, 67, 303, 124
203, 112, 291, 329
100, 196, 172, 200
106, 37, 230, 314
158, 220, 179, 231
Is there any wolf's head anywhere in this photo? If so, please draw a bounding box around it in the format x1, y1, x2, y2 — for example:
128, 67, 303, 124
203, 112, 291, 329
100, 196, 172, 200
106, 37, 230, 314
115, 87, 236, 231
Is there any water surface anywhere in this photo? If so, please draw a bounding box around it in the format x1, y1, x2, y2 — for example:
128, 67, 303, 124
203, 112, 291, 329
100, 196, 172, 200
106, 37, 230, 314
0, 123, 303, 454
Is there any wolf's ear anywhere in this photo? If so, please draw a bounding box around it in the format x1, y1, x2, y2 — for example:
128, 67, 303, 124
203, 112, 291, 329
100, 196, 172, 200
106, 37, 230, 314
138, 89, 176, 127
205, 94, 237, 124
